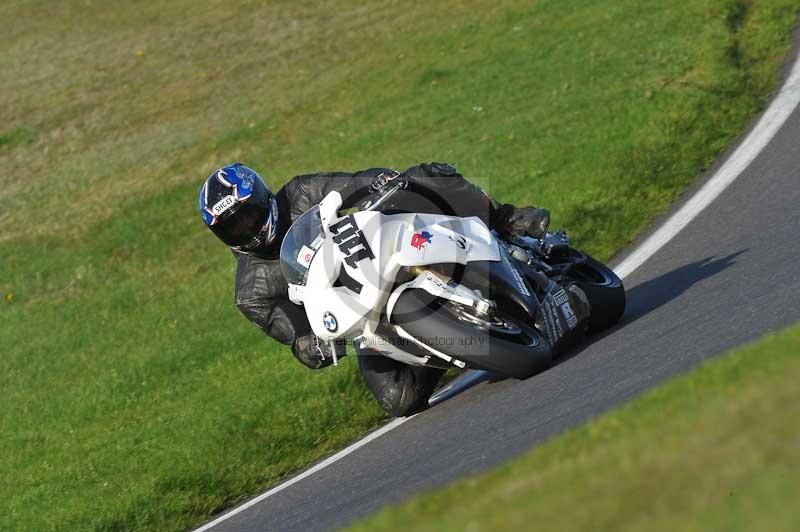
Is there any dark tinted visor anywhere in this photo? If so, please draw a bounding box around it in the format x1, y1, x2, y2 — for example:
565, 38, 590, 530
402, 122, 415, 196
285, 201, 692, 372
210, 200, 269, 246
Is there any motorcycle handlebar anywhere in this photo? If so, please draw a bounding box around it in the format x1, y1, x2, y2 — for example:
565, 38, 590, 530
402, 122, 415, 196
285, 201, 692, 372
361, 179, 408, 212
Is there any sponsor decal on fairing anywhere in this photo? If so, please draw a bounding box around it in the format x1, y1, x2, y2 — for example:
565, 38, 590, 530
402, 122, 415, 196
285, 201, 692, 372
448, 234, 467, 249
329, 215, 375, 269
323, 311, 338, 332
297, 245, 315, 269
410, 230, 433, 252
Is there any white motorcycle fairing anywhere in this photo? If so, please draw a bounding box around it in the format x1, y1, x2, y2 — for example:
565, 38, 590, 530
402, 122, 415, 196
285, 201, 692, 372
287, 192, 501, 350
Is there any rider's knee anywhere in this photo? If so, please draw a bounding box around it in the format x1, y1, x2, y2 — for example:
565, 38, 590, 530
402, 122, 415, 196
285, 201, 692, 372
357, 350, 444, 417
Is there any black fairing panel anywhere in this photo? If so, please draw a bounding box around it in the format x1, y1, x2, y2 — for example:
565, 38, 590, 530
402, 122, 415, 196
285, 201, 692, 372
447, 248, 541, 322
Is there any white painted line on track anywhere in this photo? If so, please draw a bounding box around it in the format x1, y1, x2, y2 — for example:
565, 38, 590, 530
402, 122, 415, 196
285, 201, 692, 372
190, 375, 478, 531
193, 51, 800, 532
191, 418, 412, 532
614, 52, 800, 279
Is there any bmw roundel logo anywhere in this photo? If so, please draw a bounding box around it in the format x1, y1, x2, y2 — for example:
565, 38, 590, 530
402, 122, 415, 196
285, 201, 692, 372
323, 311, 338, 332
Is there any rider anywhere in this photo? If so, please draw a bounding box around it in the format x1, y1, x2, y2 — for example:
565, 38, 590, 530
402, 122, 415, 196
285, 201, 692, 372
199, 161, 588, 416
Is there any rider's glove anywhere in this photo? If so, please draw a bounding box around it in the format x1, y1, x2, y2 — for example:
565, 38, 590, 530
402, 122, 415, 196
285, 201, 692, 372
291, 334, 346, 369
499, 206, 551, 238
420, 161, 460, 177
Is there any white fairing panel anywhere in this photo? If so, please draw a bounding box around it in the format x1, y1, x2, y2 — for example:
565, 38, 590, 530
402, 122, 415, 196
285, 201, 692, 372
299, 192, 501, 341
303, 211, 385, 341
387, 213, 500, 266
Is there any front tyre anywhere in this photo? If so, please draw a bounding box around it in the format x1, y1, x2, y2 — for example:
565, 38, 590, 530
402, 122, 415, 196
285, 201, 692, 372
565, 253, 626, 333
391, 290, 552, 379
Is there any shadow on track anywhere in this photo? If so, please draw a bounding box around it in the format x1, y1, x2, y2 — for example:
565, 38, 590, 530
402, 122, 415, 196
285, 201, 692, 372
621, 249, 747, 325
426, 250, 747, 409
555, 249, 747, 365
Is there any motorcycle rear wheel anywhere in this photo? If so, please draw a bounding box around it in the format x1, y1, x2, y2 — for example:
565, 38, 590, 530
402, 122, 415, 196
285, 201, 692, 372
391, 289, 552, 379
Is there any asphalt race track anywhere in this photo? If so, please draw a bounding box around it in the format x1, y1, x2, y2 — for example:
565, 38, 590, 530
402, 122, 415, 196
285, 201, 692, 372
197, 40, 800, 532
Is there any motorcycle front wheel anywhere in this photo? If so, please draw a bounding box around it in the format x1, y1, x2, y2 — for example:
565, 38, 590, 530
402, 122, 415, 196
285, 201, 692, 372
563, 253, 626, 333
391, 289, 552, 379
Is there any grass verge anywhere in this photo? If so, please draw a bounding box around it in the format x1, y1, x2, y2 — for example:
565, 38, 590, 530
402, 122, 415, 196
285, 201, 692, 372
348, 323, 800, 532
1, 0, 799, 530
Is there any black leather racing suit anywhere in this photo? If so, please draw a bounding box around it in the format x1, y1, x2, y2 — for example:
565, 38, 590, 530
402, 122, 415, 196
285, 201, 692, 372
234, 162, 535, 417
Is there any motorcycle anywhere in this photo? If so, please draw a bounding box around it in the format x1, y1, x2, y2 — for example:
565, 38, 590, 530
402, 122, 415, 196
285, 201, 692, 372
279, 180, 625, 378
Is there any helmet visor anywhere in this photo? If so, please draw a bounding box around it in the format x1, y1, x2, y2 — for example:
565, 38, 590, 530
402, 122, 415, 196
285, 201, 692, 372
211, 197, 272, 247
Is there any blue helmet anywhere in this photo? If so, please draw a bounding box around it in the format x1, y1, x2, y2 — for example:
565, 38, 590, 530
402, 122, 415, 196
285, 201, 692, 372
199, 163, 278, 253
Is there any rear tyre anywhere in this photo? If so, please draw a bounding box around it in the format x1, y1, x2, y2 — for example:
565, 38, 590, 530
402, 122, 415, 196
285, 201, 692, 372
391, 289, 552, 379
565, 253, 626, 333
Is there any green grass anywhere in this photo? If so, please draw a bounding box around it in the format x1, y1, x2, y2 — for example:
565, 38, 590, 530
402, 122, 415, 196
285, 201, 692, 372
1, 0, 799, 530
348, 323, 800, 532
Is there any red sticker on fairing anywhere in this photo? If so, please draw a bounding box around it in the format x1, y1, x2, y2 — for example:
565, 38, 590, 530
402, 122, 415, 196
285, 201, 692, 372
411, 231, 433, 251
